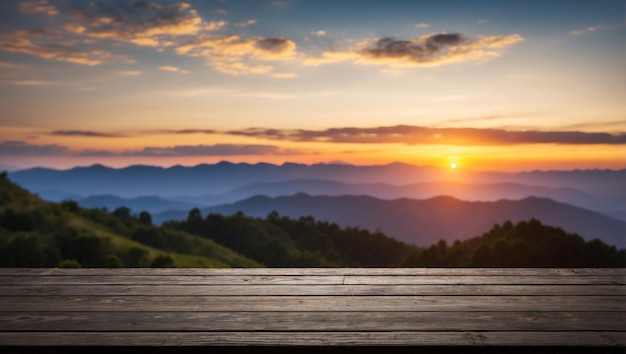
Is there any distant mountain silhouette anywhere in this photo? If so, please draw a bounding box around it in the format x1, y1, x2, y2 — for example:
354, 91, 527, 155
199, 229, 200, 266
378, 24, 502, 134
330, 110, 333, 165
76, 195, 197, 214
170, 179, 624, 221
9, 162, 625, 221
12, 162, 624, 198
154, 194, 625, 248
8, 162, 439, 197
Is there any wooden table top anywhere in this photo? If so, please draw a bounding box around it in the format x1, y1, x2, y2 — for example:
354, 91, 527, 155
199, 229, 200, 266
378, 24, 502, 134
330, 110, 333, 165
0, 268, 624, 348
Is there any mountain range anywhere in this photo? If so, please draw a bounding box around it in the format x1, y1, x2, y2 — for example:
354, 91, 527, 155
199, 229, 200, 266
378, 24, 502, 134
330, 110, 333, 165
7, 162, 625, 248
154, 194, 625, 248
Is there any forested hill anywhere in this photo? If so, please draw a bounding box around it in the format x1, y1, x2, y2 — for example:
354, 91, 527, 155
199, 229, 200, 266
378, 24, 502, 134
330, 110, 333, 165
1, 172, 624, 268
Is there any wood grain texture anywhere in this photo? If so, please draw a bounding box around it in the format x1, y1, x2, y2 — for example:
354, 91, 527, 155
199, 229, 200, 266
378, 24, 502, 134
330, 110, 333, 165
1, 311, 623, 331
3, 284, 623, 296
0, 332, 624, 346
0, 268, 623, 348
1, 295, 624, 312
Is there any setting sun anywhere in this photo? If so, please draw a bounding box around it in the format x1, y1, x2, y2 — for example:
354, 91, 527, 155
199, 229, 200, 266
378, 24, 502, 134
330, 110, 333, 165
450, 163, 457, 169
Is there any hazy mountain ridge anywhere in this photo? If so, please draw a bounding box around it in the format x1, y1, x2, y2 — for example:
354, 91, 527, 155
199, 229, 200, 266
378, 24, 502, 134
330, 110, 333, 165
153, 193, 625, 248
8, 162, 625, 221
11, 162, 625, 197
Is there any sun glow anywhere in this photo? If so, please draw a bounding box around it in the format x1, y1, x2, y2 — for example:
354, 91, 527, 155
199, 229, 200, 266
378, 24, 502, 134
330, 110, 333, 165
450, 162, 457, 169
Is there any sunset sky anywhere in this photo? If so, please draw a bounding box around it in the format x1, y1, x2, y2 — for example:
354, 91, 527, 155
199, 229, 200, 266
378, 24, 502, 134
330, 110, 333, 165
0, 0, 624, 171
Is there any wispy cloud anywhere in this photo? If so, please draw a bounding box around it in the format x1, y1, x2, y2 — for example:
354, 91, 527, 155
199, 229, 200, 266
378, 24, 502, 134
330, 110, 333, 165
8, 80, 55, 86
18, 0, 58, 16
159, 65, 189, 74
312, 30, 327, 36
176, 35, 298, 75
227, 125, 626, 146
0, 28, 112, 66
271, 72, 297, 79
76, 149, 117, 157
48, 129, 216, 137
304, 32, 523, 67
235, 19, 257, 28
50, 130, 127, 138
415, 23, 430, 29
124, 144, 297, 156
0, 140, 68, 155
569, 26, 600, 36
117, 70, 142, 76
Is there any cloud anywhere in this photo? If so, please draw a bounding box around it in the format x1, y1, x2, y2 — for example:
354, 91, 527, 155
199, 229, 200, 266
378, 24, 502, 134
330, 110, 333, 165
271, 72, 297, 79
2, 2, 298, 77
176, 35, 297, 75
312, 30, 327, 36
0, 28, 112, 65
76, 149, 117, 157
124, 144, 296, 156
117, 70, 142, 76
48, 129, 216, 137
235, 19, 257, 28
71, 2, 213, 47
227, 125, 626, 146
0, 2, 224, 66
166, 129, 216, 135
50, 130, 127, 138
159, 65, 189, 74
569, 26, 600, 36
8, 80, 55, 86
214, 9, 228, 15
304, 32, 523, 67
415, 23, 430, 29
18, 0, 59, 16
0, 140, 68, 155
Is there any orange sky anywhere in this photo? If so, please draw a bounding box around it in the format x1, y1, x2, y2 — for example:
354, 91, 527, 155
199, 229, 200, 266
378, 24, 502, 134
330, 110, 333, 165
0, 0, 624, 171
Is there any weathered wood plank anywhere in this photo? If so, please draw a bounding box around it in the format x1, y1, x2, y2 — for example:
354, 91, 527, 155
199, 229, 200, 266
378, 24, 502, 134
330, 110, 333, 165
1, 268, 623, 276
1, 311, 623, 331
1, 295, 623, 312
2, 284, 623, 296
344, 275, 625, 285
0, 275, 345, 285
2, 275, 623, 285
0, 331, 624, 346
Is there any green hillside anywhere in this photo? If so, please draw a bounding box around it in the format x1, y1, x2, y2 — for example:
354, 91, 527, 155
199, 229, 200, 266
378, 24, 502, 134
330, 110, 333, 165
0, 172, 260, 268
1, 172, 624, 268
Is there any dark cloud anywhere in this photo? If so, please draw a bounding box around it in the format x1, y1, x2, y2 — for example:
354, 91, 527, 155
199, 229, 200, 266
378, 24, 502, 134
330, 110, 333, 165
50, 130, 127, 137
123, 144, 297, 156
0, 140, 68, 155
49, 129, 216, 137
255, 38, 292, 53
73, 1, 203, 40
228, 125, 626, 146
304, 33, 523, 67
76, 149, 117, 157
164, 129, 216, 135
363, 34, 464, 62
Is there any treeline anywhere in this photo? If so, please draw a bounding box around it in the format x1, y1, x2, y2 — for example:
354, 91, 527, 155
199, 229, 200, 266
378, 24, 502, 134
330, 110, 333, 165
167, 209, 625, 267
0, 172, 624, 268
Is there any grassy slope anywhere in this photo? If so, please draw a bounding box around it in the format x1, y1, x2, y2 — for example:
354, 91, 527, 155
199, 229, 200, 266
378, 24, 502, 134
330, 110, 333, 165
0, 174, 261, 268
